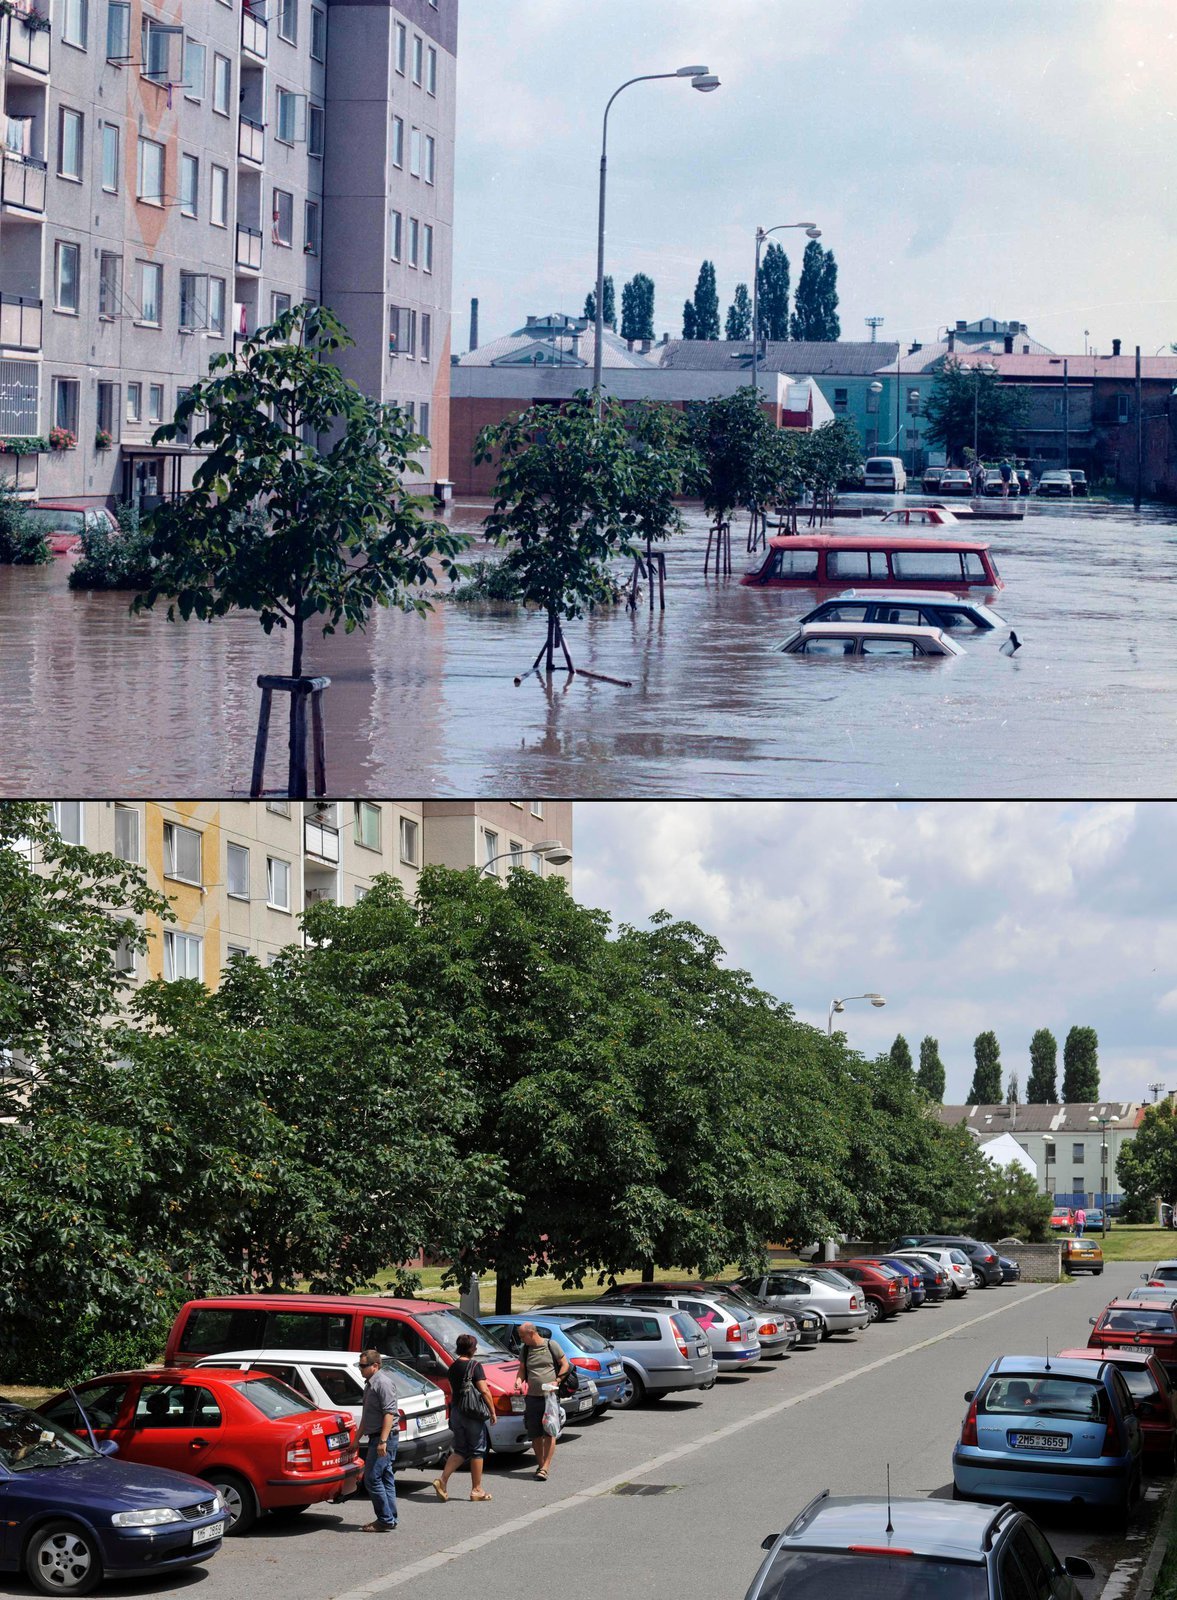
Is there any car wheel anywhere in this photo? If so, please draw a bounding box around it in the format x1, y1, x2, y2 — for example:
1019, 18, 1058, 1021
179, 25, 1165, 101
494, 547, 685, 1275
972, 1272, 984, 1289
203, 1470, 257, 1536
25, 1520, 103, 1597
865, 1298, 880, 1323
1094, 1269, 1104, 1276
612, 1369, 644, 1409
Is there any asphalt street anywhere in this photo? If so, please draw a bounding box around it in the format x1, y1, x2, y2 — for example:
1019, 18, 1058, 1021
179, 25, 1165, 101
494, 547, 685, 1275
4, 1263, 1169, 1600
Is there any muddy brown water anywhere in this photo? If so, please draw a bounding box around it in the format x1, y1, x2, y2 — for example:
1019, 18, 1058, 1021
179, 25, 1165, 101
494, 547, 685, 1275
3, 497, 1176, 797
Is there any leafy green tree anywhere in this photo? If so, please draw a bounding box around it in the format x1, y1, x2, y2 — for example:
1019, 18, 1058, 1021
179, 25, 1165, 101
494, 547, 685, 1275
725, 283, 752, 340
922, 356, 1029, 464
1006, 1073, 1019, 1105
817, 248, 841, 340
475, 391, 641, 673
889, 1034, 913, 1075
134, 306, 466, 796
583, 275, 616, 331
0, 479, 48, 564
967, 1031, 1002, 1105
691, 260, 721, 341
1062, 1025, 1099, 1101
682, 299, 698, 340
800, 419, 863, 521
620, 273, 655, 342
1117, 1106, 1174, 1221
790, 239, 839, 341
686, 386, 776, 538
1026, 1028, 1058, 1103
756, 243, 790, 340
974, 1161, 1053, 1242
620, 400, 699, 589
916, 1036, 946, 1101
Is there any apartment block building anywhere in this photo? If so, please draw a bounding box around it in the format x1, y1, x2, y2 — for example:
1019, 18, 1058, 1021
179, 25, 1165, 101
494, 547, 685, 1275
46, 797, 572, 988
0, 0, 454, 509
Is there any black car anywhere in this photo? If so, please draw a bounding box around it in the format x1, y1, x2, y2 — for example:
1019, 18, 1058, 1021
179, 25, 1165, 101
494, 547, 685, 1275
998, 1254, 1021, 1283
891, 1235, 1004, 1287
1067, 469, 1089, 497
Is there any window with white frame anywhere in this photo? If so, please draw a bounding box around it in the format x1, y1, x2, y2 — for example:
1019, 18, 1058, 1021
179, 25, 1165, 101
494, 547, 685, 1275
136, 135, 164, 205
272, 187, 293, 245
266, 856, 291, 910
179, 270, 206, 330
125, 381, 141, 422
409, 126, 421, 177
391, 116, 404, 169
266, 800, 291, 816
208, 276, 226, 336
277, 0, 297, 44
304, 199, 320, 255
411, 34, 422, 83
310, 5, 325, 59
308, 103, 324, 156
53, 801, 84, 844
58, 107, 83, 180
53, 377, 79, 436
421, 313, 431, 362
101, 121, 119, 191
141, 17, 175, 81
148, 382, 163, 421
182, 36, 204, 100
509, 840, 524, 870
354, 885, 367, 904
275, 86, 297, 144
399, 815, 418, 865
112, 934, 136, 973
394, 20, 405, 72
402, 307, 416, 355
530, 801, 544, 818
419, 401, 430, 442
426, 44, 437, 94
138, 260, 162, 324
226, 943, 249, 963
212, 52, 231, 115
271, 291, 292, 318
163, 820, 202, 884
530, 850, 544, 874
390, 209, 402, 261
210, 163, 228, 227
424, 133, 435, 184
105, 0, 128, 58
63, 0, 88, 48
226, 841, 250, 898
96, 380, 118, 436
483, 829, 498, 873
354, 801, 381, 850
408, 216, 419, 267
423, 223, 433, 273
163, 930, 202, 981
54, 241, 80, 313
179, 152, 198, 217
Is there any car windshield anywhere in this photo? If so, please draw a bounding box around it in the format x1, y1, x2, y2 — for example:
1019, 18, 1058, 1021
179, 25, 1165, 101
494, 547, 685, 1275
236, 1376, 317, 1420
1104, 1311, 1176, 1334
416, 1309, 511, 1360
561, 1321, 613, 1354
1153, 1268, 1177, 1282
0, 1403, 96, 1472
24, 508, 87, 533
981, 1375, 1108, 1421
757, 1549, 988, 1599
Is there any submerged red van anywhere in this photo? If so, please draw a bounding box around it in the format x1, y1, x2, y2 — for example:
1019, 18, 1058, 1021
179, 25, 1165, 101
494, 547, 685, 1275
742, 533, 1004, 590
166, 1296, 530, 1453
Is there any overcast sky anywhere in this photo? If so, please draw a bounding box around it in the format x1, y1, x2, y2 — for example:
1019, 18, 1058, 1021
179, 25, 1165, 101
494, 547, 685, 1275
573, 802, 1177, 1106
453, 0, 1177, 358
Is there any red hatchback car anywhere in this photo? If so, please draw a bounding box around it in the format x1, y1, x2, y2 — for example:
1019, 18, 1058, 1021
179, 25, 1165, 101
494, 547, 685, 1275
1088, 1300, 1177, 1379
828, 1261, 908, 1321
1058, 1347, 1177, 1469
40, 1368, 359, 1534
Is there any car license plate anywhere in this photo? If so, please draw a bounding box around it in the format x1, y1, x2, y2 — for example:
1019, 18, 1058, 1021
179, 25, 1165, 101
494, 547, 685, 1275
1012, 1432, 1067, 1451
608, 1364, 621, 1375
327, 1430, 349, 1451
192, 1521, 224, 1545
696, 1344, 709, 1357
575, 1396, 593, 1412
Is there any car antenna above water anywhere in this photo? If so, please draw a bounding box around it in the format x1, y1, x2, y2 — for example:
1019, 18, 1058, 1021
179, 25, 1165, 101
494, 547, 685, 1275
886, 1462, 894, 1534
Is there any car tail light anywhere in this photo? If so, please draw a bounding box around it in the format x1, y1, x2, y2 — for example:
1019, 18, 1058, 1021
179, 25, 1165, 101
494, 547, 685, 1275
571, 1356, 602, 1372
760, 1322, 778, 1336
674, 1334, 690, 1358
285, 1436, 313, 1469
397, 1410, 408, 1434
849, 1546, 913, 1556
960, 1397, 979, 1448
1103, 1411, 1123, 1456
726, 1324, 743, 1342
888, 1281, 901, 1296
850, 1296, 860, 1310
985, 1254, 996, 1264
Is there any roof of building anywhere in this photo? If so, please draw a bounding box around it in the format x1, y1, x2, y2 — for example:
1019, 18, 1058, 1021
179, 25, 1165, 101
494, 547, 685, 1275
456, 317, 659, 371
978, 1131, 1038, 1175
656, 339, 900, 377
954, 352, 1177, 382
873, 334, 1055, 375
938, 1102, 1144, 1134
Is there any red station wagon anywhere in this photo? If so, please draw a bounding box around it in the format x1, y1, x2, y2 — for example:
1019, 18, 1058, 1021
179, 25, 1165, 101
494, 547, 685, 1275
826, 1261, 908, 1322
742, 534, 1004, 591
1059, 1347, 1177, 1469
1088, 1300, 1177, 1378
40, 1368, 359, 1534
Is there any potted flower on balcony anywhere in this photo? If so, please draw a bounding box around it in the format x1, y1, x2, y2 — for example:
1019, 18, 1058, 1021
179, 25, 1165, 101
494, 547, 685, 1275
94, 428, 113, 451
48, 425, 76, 451
0, 434, 48, 455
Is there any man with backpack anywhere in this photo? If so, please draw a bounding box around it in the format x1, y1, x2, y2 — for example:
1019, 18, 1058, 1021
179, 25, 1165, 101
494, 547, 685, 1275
433, 1333, 495, 1502
515, 1322, 571, 1482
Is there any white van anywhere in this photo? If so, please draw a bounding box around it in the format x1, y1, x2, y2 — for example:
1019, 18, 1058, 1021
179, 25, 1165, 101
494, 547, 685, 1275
863, 456, 907, 492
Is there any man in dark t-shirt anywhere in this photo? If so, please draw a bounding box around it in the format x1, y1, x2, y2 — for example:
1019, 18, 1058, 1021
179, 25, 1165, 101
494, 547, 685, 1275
433, 1333, 494, 1502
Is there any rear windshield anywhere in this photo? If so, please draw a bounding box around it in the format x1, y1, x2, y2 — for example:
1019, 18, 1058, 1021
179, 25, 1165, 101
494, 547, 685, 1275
236, 1376, 317, 1420
864, 460, 896, 475
980, 1374, 1107, 1422
25, 508, 87, 533
756, 1549, 987, 1600
415, 1309, 511, 1360
562, 1321, 612, 1354
669, 1312, 702, 1341
1104, 1310, 1176, 1334
1114, 1366, 1159, 1400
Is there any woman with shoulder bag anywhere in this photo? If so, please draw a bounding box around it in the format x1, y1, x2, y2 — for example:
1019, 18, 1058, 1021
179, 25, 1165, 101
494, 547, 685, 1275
514, 1323, 570, 1482
433, 1334, 495, 1502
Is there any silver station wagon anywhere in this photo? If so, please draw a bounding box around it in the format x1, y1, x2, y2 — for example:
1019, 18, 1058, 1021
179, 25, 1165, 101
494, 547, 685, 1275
536, 1303, 718, 1408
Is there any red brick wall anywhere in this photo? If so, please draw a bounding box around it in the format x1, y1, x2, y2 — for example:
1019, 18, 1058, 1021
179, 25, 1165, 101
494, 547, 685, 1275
450, 397, 529, 495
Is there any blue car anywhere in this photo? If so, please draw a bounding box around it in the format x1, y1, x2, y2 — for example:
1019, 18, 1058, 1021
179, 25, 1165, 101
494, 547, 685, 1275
877, 1255, 945, 1304
477, 1312, 628, 1414
953, 1355, 1143, 1525
868, 1258, 926, 1308
0, 1399, 225, 1596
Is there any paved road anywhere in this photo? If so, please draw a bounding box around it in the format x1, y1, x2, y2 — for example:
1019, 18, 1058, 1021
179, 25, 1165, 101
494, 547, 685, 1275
3, 1264, 1169, 1600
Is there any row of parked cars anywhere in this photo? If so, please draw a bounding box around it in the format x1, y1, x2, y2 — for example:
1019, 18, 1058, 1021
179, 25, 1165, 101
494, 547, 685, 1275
0, 1240, 1021, 1597
921, 465, 1090, 498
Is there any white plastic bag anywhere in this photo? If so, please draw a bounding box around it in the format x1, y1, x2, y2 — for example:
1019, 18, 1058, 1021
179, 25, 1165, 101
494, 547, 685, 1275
542, 1391, 563, 1437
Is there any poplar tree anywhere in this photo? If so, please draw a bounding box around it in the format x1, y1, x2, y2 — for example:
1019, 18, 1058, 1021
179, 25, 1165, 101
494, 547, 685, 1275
889, 1034, 914, 1076
1026, 1028, 1058, 1103
691, 260, 720, 341
790, 239, 840, 341
916, 1036, 946, 1102
682, 299, 698, 341
756, 242, 790, 340
1062, 1026, 1100, 1102
584, 276, 616, 331
621, 273, 655, 343
725, 283, 752, 340
967, 1031, 1002, 1105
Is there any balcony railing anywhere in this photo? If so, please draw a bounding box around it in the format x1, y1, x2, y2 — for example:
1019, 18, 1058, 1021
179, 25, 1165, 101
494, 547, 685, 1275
304, 819, 340, 864
235, 222, 262, 271
1, 153, 46, 213
5, 9, 51, 74
0, 449, 37, 494
237, 114, 264, 165
0, 356, 40, 436
0, 295, 41, 350
241, 7, 267, 58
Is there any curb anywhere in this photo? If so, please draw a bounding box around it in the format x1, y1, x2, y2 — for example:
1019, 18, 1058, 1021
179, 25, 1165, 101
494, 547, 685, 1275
1128, 1478, 1177, 1600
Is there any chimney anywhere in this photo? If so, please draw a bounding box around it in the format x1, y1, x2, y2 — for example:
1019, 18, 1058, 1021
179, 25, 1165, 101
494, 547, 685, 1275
1112, 338, 1122, 357
640, 338, 651, 354
661, 332, 669, 345
947, 330, 955, 353
956, 320, 967, 333
626, 337, 634, 352
1003, 334, 1013, 353
469, 298, 479, 351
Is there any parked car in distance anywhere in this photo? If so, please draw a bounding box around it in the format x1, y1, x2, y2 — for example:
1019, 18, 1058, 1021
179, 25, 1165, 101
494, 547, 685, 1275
23, 501, 118, 557
1126, 1287, 1177, 1305
744, 533, 1004, 591
891, 1235, 1004, 1288
797, 590, 1006, 633
861, 1256, 926, 1307
1088, 1301, 1177, 1377
746, 1492, 1094, 1600
939, 468, 975, 496
922, 465, 947, 493
1067, 469, 1089, 496
606, 1290, 762, 1369
476, 1313, 623, 1414
733, 1271, 871, 1339
1050, 1207, 1075, 1231
954, 1354, 1143, 1524
1143, 1261, 1177, 1289
1084, 1209, 1106, 1231
602, 1280, 806, 1354
1062, 1238, 1104, 1276
878, 505, 961, 527
39, 1369, 358, 1535
893, 1248, 973, 1298
193, 1349, 452, 1472
876, 1253, 949, 1303
779, 621, 965, 658
831, 1261, 908, 1321
1058, 1347, 1177, 1471
0, 1398, 226, 1598
862, 455, 907, 492
532, 1303, 717, 1408
1036, 470, 1074, 498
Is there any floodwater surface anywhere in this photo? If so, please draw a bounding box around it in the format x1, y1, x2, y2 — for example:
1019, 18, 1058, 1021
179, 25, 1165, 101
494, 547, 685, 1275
3, 497, 1177, 797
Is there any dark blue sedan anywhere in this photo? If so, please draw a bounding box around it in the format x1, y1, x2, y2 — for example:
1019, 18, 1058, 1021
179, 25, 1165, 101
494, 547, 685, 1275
0, 1400, 225, 1596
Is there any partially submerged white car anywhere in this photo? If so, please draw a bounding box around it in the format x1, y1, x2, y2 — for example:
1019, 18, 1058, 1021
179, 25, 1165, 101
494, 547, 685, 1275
778, 621, 965, 658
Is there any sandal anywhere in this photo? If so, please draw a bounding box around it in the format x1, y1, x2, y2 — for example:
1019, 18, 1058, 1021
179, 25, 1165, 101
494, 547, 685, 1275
432, 1479, 448, 1502
534, 1468, 548, 1481
470, 1489, 493, 1501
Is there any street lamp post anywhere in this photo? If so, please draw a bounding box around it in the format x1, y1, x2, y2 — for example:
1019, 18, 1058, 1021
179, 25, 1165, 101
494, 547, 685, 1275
479, 840, 572, 878
827, 992, 886, 1035
593, 66, 720, 412
1088, 1114, 1120, 1234
751, 222, 820, 391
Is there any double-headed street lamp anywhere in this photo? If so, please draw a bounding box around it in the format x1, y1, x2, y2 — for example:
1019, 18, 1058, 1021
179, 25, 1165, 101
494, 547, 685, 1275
827, 992, 886, 1035
750, 222, 821, 389
479, 840, 572, 878
1088, 1113, 1120, 1234
592, 66, 720, 410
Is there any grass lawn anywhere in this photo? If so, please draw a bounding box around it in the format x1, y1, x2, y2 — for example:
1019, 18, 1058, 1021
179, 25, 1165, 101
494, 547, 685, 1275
1078, 1222, 1173, 1261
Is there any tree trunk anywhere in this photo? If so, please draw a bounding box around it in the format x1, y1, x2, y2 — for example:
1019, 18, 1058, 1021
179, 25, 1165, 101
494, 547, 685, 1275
640, 1258, 655, 1282
494, 1274, 513, 1315
288, 612, 307, 798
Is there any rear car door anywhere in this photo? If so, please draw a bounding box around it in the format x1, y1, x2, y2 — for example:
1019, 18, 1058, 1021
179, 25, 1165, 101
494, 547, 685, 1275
128, 1380, 225, 1472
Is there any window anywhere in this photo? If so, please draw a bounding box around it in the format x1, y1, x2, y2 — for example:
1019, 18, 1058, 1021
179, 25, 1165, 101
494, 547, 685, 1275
419, 402, 430, 442
426, 44, 437, 94
307, 104, 324, 157
179, 271, 206, 330
277, 0, 297, 44
266, 800, 291, 817
354, 801, 381, 850
101, 122, 119, 192
266, 856, 291, 910
148, 382, 163, 422
226, 841, 250, 898
390, 209, 402, 261
834, 387, 848, 409
105, 0, 128, 58
96, 380, 117, 436
275, 87, 296, 144
404, 399, 415, 426
226, 943, 249, 962
408, 216, 419, 267
53, 377, 79, 435
272, 187, 293, 246
411, 34, 422, 84
136, 136, 164, 205
530, 801, 544, 818
53, 801, 83, 844
210, 164, 228, 227
163, 931, 202, 981
179, 153, 198, 216
112, 935, 136, 973
1073, 1143, 1084, 1165
207, 277, 226, 336
391, 116, 404, 168
402, 307, 416, 355
394, 20, 405, 73
212, 53, 231, 116
423, 223, 433, 272
98, 253, 120, 319
410, 126, 421, 177
58, 107, 83, 180
182, 36, 204, 100
509, 840, 524, 871
483, 829, 498, 874
172, 386, 192, 445
530, 850, 543, 874
424, 134, 435, 184
163, 820, 201, 883
54, 241, 80, 313
125, 382, 141, 423
63, 0, 88, 48
310, 6, 325, 60
399, 815, 418, 865
421, 313, 431, 361
304, 199, 320, 255
141, 17, 175, 81
271, 291, 291, 319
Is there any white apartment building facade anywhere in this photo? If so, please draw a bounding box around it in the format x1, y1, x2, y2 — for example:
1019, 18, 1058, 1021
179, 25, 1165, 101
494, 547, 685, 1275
938, 1101, 1144, 1208
0, 0, 454, 508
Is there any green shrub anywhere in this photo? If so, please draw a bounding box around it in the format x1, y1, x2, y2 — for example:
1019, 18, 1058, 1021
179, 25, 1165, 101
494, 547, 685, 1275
448, 558, 525, 604
69, 501, 156, 590
0, 480, 49, 564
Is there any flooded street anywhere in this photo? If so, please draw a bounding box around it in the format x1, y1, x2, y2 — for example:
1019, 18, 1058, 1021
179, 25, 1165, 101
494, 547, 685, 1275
4, 497, 1177, 797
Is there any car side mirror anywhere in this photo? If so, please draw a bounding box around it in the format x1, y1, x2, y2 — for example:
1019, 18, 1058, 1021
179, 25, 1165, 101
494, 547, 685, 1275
761, 1534, 779, 1550
1089, 1317, 1097, 1325
98, 1438, 119, 1457
1063, 1556, 1095, 1579
963, 1390, 975, 1402
1142, 1273, 1149, 1280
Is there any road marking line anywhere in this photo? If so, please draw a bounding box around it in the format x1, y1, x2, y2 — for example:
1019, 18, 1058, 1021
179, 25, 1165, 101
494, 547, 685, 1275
333, 1283, 1063, 1598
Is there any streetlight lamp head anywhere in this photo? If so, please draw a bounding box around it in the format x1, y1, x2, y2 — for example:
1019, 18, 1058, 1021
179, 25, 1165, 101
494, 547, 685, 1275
832, 1000, 845, 1014
869, 380, 883, 394
691, 73, 721, 91
869, 995, 887, 1007
805, 226, 822, 239
675, 64, 709, 76
540, 844, 572, 866
531, 840, 564, 854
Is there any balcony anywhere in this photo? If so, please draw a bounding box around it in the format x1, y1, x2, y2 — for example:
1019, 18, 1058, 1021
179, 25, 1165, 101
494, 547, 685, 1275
238, 114, 264, 166
235, 222, 262, 272
0, 295, 41, 351
1, 153, 46, 214
5, 8, 50, 76
304, 819, 340, 864
0, 356, 41, 437
241, 7, 267, 59
0, 449, 37, 494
